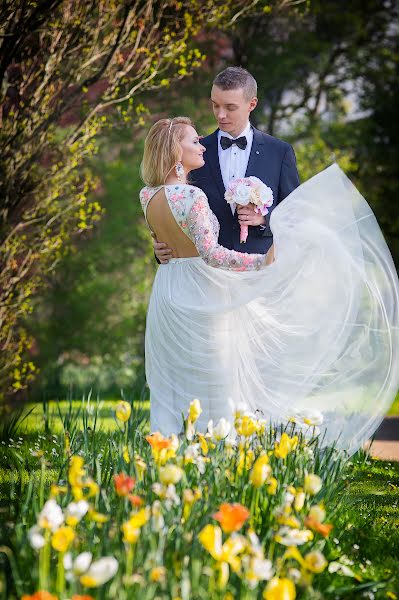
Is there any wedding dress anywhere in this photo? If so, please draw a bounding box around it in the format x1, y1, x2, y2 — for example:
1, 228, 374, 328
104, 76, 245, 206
139, 164, 399, 454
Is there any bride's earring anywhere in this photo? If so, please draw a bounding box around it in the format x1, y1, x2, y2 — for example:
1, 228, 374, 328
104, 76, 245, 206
175, 161, 184, 181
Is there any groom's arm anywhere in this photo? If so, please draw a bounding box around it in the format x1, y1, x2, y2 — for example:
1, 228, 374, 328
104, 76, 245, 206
258, 144, 300, 238
278, 144, 300, 202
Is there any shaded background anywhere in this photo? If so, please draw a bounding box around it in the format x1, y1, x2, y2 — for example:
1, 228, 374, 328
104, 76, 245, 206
4, 0, 398, 402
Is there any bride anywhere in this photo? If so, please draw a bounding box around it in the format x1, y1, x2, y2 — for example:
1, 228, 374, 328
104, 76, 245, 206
139, 116, 399, 454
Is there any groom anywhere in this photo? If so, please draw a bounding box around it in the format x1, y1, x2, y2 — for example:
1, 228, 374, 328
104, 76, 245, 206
153, 66, 300, 262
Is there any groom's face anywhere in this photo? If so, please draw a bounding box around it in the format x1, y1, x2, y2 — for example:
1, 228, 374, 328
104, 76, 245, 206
211, 85, 258, 138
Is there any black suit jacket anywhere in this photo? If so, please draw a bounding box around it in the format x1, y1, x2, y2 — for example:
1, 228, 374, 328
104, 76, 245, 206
190, 127, 300, 253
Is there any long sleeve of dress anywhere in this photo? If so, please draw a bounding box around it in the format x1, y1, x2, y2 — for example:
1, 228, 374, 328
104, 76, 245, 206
186, 188, 266, 271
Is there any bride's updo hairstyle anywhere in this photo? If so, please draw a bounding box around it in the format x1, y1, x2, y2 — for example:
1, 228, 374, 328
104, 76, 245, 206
141, 116, 193, 186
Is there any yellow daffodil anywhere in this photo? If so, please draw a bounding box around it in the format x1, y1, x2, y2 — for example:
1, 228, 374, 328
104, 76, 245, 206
263, 576, 296, 600
121, 520, 140, 544
267, 477, 278, 495
128, 507, 150, 529
51, 525, 75, 552
294, 489, 306, 512
123, 446, 130, 463
87, 508, 109, 524
159, 464, 183, 485
304, 474, 322, 496
69, 456, 85, 488
274, 433, 298, 459
188, 398, 202, 423
237, 448, 255, 475
115, 400, 131, 423
235, 415, 261, 437
197, 433, 209, 455
150, 566, 167, 583
134, 455, 147, 480
249, 454, 271, 488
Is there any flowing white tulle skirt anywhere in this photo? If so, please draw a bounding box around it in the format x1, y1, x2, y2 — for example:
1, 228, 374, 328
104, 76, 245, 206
145, 164, 399, 454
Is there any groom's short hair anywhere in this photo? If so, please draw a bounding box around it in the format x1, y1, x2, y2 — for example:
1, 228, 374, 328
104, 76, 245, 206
213, 67, 257, 100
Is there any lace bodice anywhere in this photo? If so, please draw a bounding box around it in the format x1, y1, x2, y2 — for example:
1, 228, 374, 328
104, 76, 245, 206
139, 184, 266, 271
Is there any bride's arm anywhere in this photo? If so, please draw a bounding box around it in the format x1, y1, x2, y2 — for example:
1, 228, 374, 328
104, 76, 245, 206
187, 189, 268, 271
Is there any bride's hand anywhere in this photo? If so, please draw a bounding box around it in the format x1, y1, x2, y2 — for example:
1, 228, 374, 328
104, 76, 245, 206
152, 232, 173, 264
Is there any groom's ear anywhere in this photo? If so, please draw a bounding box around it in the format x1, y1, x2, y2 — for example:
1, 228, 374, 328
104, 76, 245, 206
249, 97, 258, 112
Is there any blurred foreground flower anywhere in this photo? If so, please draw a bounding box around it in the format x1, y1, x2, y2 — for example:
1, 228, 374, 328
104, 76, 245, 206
114, 473, 135, 497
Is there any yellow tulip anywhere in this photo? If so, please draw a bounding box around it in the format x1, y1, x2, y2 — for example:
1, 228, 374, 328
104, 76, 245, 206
115, 400, 131, 423
51, 526, 75, 552
263, 577, 296, 600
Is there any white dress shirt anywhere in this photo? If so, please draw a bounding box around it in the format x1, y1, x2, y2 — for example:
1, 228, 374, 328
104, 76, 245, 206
218, 122, 253, 214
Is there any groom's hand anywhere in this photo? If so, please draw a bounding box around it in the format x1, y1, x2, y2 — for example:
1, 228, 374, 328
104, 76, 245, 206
237, 204, 266, 227
152, 232, 173, 264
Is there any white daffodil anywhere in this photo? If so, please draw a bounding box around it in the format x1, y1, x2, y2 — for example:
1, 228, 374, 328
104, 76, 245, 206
38, 499, 64, 531
184, 444, 206, 474
65, 500, 89, 524
275, 526, 313, 546
151, 500, 165, 532
64, 551, 93, 581
251, 557, 274, 581
28, 525, 46, 550
328, 561, 357, 578
80, 556, 119, 587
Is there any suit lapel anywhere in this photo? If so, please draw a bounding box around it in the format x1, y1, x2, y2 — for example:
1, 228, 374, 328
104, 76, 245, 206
205, 130, 225, 198
245, 127, 265, 178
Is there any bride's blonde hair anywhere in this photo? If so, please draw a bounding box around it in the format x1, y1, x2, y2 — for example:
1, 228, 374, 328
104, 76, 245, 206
140, 116, 193, 186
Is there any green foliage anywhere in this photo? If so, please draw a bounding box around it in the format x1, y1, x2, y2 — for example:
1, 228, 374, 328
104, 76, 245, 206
2, 0, 281, 400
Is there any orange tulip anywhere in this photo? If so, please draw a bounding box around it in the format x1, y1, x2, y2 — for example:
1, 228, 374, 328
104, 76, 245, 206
72, 596, 95, 600
212, 503, 250, 533
304, 516, 333, 537
146, 432, 173, 451
113, 473, 135, 497
128, 494, 144, 507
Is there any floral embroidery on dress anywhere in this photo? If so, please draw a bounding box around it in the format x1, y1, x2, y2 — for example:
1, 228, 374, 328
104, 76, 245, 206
139, 184, 266, 271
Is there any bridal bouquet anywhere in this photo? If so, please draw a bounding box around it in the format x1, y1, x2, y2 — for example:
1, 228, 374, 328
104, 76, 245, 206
225, 176, 274, 243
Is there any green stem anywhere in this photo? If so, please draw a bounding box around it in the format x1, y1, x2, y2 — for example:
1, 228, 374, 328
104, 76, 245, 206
56, 551, 65, 596
39, 530, 51, 591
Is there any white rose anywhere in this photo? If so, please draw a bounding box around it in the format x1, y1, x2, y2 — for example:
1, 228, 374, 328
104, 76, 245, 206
234, 183, 251, 205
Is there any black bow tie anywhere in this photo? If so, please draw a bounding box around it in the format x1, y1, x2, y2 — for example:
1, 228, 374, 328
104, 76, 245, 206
220, 135, 247, 150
